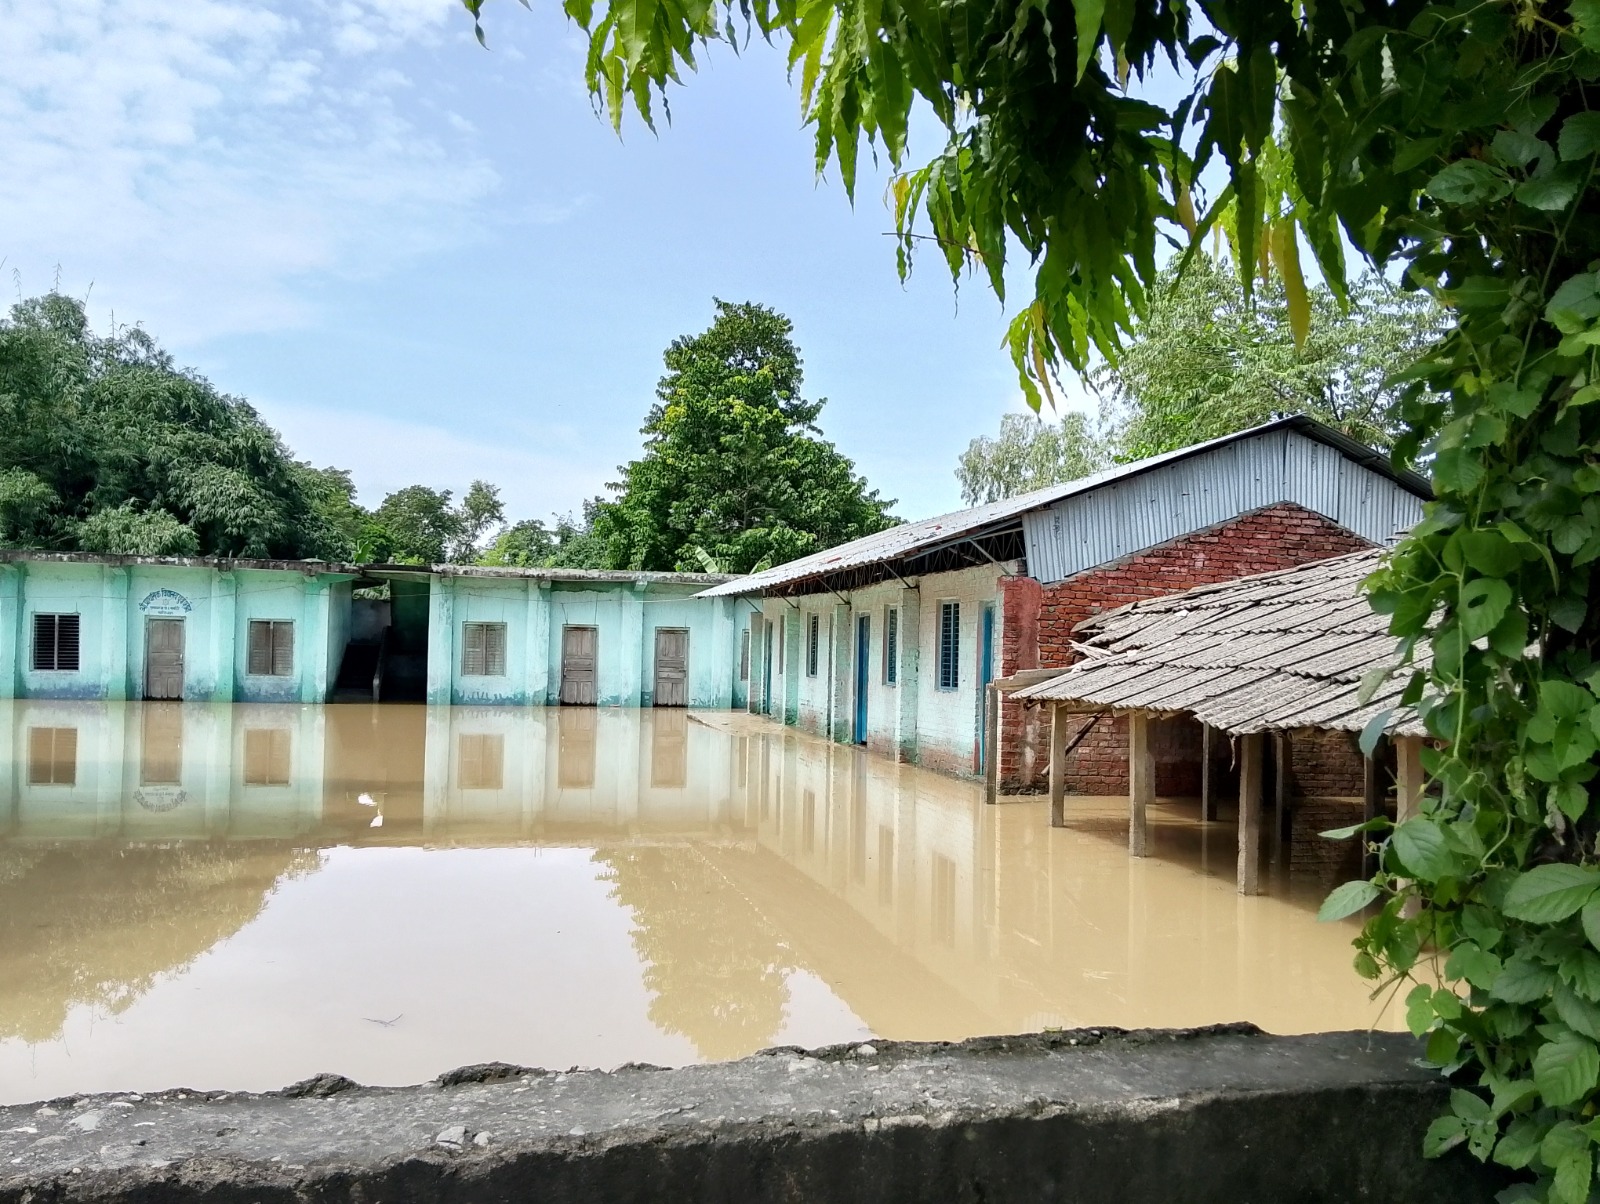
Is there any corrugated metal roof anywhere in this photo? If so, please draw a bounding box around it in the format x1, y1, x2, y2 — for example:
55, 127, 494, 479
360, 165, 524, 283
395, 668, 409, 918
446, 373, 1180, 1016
1021, 427, 1425, 583
697, 416, 1430, 598
1011, 549, 1429, 737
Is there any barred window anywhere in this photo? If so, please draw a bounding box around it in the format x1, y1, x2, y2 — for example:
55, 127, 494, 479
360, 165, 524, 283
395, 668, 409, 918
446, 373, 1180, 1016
247, 620, 294, 676
883, 607, 899, 686
739, 627, 750, 682
938, 601, 960, 691
806, 613, 820, 677
31, 613, 81, 672
461, 622, 507, 676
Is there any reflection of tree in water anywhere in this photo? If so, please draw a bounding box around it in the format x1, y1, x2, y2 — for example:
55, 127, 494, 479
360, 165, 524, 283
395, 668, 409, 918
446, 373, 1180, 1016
0, 843, 317, 1043
597, 846, 791, 1062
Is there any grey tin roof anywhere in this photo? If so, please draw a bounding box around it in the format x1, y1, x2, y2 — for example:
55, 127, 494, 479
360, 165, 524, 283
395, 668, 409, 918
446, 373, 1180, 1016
1011, 549, 1428, 737
697, 416, 1430, 598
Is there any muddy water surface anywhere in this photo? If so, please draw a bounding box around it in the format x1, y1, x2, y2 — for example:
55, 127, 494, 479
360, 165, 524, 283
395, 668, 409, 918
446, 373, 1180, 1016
0, 701, 1401, 1103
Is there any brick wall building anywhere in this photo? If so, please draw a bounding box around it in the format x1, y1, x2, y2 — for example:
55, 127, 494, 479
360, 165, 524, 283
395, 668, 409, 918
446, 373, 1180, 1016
997, 503, 1374, 795
703, 419, 1427, 786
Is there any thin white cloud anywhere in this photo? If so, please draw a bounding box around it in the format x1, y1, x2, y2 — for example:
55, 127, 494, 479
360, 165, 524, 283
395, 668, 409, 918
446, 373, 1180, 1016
0, 0, 504, 342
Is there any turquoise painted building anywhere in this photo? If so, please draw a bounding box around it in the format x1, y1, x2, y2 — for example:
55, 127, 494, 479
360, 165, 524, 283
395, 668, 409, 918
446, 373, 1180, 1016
0, 552, 755, 711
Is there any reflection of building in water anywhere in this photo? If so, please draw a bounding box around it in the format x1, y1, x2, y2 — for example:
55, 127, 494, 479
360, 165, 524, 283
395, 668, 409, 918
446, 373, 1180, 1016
0, 703, 747, 847
0, 702, 1396, 1060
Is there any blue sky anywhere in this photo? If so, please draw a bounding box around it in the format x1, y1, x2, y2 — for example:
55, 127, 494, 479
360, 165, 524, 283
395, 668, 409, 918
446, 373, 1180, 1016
0, 0, 1082, 524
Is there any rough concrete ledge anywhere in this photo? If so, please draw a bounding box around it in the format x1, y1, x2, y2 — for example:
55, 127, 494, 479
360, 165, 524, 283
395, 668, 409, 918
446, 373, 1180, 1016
0, 1025, 1499, 1203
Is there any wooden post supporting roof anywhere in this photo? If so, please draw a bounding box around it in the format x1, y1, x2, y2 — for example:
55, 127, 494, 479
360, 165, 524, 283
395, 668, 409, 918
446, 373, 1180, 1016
1129, 712, 1153, 857
1049, 703, 1070, 828
1200, 723, 1217, 822
1396, 736, 1424, 823
1396, 735, 1425, 919
1237, 732, 1263, 895
1274, 732, 1291, 846
1362, 736, 1388, 878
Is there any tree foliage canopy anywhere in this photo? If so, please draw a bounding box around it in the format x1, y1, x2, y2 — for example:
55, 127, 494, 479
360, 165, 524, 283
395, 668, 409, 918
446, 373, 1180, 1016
462, 0, 1600, 1194
1092, 255, 1446, 461
955, 412, 1107, 506
0, 293, 343, 559
591, 300, 896, 573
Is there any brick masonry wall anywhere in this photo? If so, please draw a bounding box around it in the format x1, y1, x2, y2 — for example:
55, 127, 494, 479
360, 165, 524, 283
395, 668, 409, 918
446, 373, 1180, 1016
1284, 728, 1368, 798
1001, 503, 1375, 794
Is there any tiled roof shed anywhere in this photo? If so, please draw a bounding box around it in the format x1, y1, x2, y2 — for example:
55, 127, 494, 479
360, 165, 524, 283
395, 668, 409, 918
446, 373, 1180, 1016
1011, 549, 1427, 738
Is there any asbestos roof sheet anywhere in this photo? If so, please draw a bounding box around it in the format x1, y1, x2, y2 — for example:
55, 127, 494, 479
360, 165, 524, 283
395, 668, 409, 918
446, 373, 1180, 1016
696, 416, 1429, 598
1013, 548, 1428, 737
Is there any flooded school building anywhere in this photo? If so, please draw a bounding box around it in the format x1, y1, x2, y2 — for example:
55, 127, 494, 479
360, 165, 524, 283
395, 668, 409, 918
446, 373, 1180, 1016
710, 416, 1429, 797
1, 418, 1426, 812
0, 557, 752, 711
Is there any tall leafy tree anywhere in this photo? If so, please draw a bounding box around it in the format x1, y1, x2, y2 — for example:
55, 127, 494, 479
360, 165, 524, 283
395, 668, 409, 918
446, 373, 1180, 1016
593, 300, 895, 572
465, 0, 1600, 1193
368, 481, 505, 565
956, 411, 1107, 505
0, 293, 341, 559
1091, 256, 1445, 460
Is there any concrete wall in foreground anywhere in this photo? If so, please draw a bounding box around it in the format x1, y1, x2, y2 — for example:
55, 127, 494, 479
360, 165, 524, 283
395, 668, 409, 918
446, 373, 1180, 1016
0, 1029, 1499, 1204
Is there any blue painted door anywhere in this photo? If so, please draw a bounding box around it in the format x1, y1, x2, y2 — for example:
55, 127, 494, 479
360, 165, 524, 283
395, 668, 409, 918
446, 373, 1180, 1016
762, 620, 774, 715
854, 615, 870, 745
978, 605, 995, 770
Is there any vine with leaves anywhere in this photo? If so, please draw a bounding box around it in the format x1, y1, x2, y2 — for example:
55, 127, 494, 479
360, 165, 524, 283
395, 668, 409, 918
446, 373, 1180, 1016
460, 0, 1600, 1195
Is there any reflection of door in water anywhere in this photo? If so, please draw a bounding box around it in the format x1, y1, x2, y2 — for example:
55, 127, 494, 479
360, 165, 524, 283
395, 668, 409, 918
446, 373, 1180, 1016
557, 708, 597, 788
651, 710, 688, 787
141, 704, 184, 785
653, 628, 688, 707
144, 618, 185, 700
560, 626, 597, 706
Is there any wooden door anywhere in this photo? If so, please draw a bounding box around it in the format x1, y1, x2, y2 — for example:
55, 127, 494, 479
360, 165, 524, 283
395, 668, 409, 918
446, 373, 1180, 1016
144, 618, 185, 701
653, 628, 688, 708
560, 626, 597, 706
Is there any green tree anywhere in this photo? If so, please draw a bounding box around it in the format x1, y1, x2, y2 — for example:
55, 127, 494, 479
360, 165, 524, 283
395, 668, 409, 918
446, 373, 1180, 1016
480, 519, 558, 568
593, 301, 895, 572
1091, 256, 1446, 461
956, 411, 1107, 506
0, 293, 341, 559
368, 480, 505, 565
465, 0, 1600, 1194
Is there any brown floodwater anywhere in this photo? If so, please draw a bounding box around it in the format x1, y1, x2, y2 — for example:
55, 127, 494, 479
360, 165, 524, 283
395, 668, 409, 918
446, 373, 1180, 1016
0, 701, 1403, 1103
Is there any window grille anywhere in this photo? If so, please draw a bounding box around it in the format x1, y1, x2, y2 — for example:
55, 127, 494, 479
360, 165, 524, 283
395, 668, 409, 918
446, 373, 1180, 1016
31, 613, 81, 672
806, 614, 820, 676
247, 620, 295, 676
739, 627, 751, 681
461, 622, 507, 676
884, 608, 899, 685
938, 601, 961, 690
